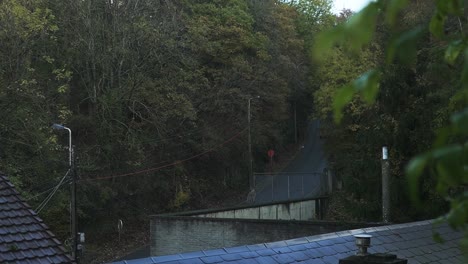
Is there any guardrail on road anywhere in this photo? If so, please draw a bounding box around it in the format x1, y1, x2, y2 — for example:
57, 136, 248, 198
253, 172, 330, 203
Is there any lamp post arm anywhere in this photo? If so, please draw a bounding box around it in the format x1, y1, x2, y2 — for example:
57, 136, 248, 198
64, 127, 72, 167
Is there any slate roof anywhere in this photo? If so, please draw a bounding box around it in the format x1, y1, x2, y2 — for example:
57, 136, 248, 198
0, 173, 73, 263
113, 219, 464, 264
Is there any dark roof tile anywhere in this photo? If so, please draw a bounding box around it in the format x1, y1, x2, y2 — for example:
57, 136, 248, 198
288, 251, 309, 261
239, 251, 259, 259
180, 251, 205, 259
203, 249, 226, 256
303, 249, 321, 259
179, 258, 204, 264
285, 237, 309, 246
271, 253, 295, 263
272, 246, 292, 254
254, 256, 278, 264
220, 253, 242, 261
289, 244, 308, 252
116, 219, 464, 264
322, 255, 339, 264
151, 254, 181, 263
246, 244, 266, 251
0, 173, 73, 263
304, 242, 319, 249
224, 245, 248, 254
200, 255, 224, 264
332, 244, 349, 254
256, 249, 276, 256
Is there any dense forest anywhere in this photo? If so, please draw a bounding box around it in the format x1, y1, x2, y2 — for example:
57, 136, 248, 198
0, 0, 465, 261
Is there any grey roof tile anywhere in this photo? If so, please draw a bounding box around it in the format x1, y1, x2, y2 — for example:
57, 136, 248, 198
322, 255, 339, 264
289, 244, 308, 252
246, 244, 266, 251
414, 254, 432, 264
224, 246, 249, 254
0, 174, 73, 263
256, 249, 276, 256
265, 240, 288, 248
180, 251, 205, 259
288, 251, 309, 261
125, 258, 155, 264
304, 242, 319, 249
285, 237, 309, 246
303, 249, 322, 259
200, 255, 224, 264
304, 259, 326, 264
219, 253, 242, 261
407, 258, 422, 264
239, 251, 259, 259
271, 253, 295, 263
316, 239, 334, 247
332, 244, 349, 254
203, 249, 226, 256
342, 241, 357, 251
230, 258, 257, 264
254, 256, 278, 264
179, 258, 204, 264
272, 246, 292, 254
116, 218, 465, 264
152, 255, 182, 263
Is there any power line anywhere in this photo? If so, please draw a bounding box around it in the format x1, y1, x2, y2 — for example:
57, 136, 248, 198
26, 178, 72, 201
81, 127, 247, 182
36, 169, 71, 213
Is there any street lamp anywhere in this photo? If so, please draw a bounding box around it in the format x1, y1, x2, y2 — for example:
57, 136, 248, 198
248, 96, 260, 191
52, 124, 72, 167
52, 123, 78, 262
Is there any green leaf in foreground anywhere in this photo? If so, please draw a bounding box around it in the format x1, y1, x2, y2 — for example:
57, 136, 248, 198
406, 153, 430, 205
344, 2, 380, 51
451, 107, 468, 135
385, 0, 409, 26
430, 11, 446, 39
436, 0, 464, 16
333, 85, 354, 123
332, 70, 381, 123
387, 26, 425, 64
353, 69, 381, 103
445, 40, 464, 65
313, 26, 344, 61
313, 2, 380, 60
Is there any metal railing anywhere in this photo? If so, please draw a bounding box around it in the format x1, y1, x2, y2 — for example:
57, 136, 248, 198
253, 172, 328, 203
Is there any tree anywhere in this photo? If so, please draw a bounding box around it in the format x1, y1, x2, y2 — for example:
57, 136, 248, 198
315, 0, 468, 250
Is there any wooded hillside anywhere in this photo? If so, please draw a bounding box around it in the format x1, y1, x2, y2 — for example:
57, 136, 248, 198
1, 0, 463, 261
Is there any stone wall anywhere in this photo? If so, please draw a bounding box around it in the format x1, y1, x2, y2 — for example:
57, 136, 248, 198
150, 216, 362, 256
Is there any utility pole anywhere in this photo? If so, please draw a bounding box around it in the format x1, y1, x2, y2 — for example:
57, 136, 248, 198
248, 96, 260, 190
71, 146, 78, 263
52, 124, 78, 262
382, 146, 390, 223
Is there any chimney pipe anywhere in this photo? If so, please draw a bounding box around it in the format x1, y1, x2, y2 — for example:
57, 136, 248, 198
354, 234, 372, 256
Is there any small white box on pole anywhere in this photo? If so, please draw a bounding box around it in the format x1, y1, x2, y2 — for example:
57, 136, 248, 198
382, 146, 388, 160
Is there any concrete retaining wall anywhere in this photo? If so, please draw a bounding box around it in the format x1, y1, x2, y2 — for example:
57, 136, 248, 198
149, 198, 339, 256
195, 200, 315, 221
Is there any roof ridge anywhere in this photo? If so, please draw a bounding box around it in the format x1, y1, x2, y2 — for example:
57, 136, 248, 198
296, 219, 435, 243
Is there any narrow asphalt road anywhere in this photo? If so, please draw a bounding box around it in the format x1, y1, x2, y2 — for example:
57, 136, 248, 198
254, 120, 328, 204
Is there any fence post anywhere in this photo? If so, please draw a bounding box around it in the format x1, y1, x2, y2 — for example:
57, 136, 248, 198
271, 175, 274, 201
301, 174, 304, 198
